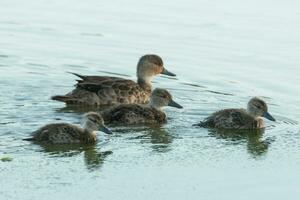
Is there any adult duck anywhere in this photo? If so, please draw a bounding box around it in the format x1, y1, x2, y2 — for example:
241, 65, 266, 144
52, 54, 176, 106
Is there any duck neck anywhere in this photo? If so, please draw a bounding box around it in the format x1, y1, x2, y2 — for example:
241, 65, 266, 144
83, 121, 97, 134
148, 100, 163, 110
246, 108, 259, 119
137, 77, 152, 91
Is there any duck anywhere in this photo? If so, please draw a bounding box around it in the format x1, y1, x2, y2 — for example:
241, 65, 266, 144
101, 88, 183, 125
51, 54, 176, 106
195, 97, 275, 129
24, 112, 112, 144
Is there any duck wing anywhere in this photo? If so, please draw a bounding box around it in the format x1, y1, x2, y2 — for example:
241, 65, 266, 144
69, 72, 124, 84
52, 73, 150, 105
77, 79, 135, 93
77, 79, 150, 105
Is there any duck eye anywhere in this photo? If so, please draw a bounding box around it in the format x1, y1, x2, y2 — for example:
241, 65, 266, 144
256, 105, 262, 109
89, 118, 97, 123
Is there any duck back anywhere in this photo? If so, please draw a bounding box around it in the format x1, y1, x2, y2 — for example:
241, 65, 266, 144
102, 104, 166, 125
52, 76, 151, 106
29, 123, 96, 144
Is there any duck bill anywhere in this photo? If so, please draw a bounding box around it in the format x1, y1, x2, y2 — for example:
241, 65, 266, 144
161, 68, 176, 77
262, 112, 276, 121
168, 100, 183, 109
99, 126, 113, 134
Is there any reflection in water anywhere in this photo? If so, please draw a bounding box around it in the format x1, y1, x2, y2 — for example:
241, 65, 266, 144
129, 127, 174, 153
208, 128, 272, 158
148, 128, 174, 153
83, 146, 113, 171
55, 105, 111, 114
37, 143, 112, 171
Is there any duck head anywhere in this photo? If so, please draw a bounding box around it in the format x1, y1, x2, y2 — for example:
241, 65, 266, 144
83, 112, 113, 134
149, 88, 183, 110
137, 54, 176, 88
247, 97, 275, 121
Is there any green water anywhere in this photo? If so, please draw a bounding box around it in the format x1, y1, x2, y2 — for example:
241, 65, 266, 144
0, 0, 300, 199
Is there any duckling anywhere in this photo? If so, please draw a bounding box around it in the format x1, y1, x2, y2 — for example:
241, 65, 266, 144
102, 88, 183, 125
195, 97, 275, 129
52, 54, 176, 106
24, 112, 112, 144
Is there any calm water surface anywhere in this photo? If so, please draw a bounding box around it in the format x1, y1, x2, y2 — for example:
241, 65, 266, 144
1, 0, 300, 199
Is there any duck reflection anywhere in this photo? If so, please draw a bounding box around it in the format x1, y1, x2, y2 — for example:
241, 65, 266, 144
83, 146, 113, 171
148, 128, 174, 153
55, 105, 110, 115
208, 128, 272, 157
37, 143, 112, 171
129, 126, 174, 153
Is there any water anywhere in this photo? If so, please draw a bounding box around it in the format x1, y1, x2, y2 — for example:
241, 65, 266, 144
1, 0, 300, 199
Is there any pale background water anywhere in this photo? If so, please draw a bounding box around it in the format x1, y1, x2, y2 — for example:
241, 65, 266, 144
0, 0, 300, 199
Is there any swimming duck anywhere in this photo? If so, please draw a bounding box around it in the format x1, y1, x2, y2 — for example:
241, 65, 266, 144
24, 112, 112, 144
102, 88, 183, 125
195, 97, 275, 129
51, 54, 176, 106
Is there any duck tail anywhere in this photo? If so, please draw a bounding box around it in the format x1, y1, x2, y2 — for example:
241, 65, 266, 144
23, 137, 35, 141
67, 72, 86, 80
51, 95, 79, 104
193, 118, 214, 128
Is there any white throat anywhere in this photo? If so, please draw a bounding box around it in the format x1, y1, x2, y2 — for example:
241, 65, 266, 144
143, 76, 153, 84
149, 100, 163, 110
139, 76, 153, 85
137, 76, 153, 90
246, 108, 260, 118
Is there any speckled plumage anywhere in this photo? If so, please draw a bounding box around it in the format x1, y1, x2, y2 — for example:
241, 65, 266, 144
29, 123, 97, 144
196, 97, 275, 129
51, 54, 176, 106
197, 109, 264, 129
102, 88, 182, 125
